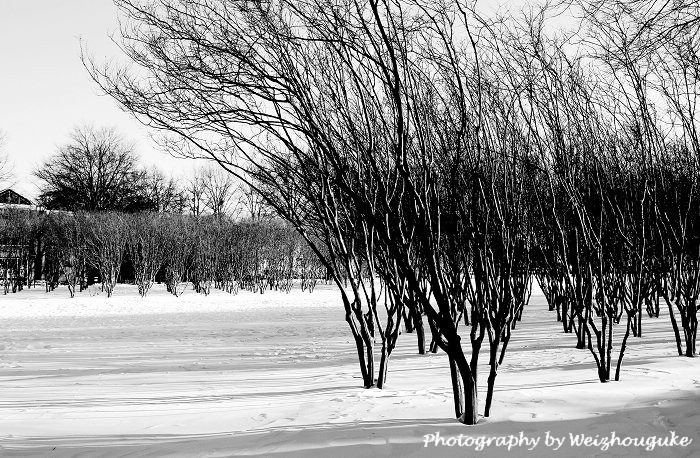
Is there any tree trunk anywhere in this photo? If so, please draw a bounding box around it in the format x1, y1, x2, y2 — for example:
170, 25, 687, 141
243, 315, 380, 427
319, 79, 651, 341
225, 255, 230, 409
685, 301, 697, 357
411, 305, 425, 354
484, 364, 498, 417
575, 311, 587, 349
403, 308, 414, 333
344, 300, 374, 388
457, 353, 478, 425
664, 296, 683, 355
429, 337, 439, 353
601, 311, 614, 382
498, 327, 511, 366
447, 348, 479, 425
377, 342, 390, 388
350, 330, 372, 388
470, 322, 484, 385
636, 305, 643, 338
448, 354, 463, 419
615, 315, 632, 381
484, 335, 500, 417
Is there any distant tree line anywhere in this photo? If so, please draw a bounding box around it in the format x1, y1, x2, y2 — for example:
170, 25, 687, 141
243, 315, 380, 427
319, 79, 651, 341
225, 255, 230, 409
0, 209, 325, 298
32, 124, 257, 218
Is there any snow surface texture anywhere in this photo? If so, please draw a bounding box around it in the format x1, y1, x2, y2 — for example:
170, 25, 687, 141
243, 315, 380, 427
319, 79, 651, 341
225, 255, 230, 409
0, 283, 698, 457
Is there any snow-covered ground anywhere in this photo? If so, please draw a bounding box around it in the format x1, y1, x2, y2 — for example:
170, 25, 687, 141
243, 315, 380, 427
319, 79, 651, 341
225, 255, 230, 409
0, 283, 698, 457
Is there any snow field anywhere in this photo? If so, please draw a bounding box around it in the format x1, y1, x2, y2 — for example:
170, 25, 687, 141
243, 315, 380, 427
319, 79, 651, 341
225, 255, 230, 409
0, 283, 698, 457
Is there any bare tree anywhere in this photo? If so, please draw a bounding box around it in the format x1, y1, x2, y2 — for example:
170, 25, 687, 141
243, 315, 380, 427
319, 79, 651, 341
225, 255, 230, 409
127, 212, 166, 296
185, 169, 206, 217
0, 130, 14, 185
567, 0, 700, 362
42, 213, 89, 297
35, 125, 152, 212
61, 214, 89, 297
200, 166, 236, 219
161, 214, 192, 296
84, 212, 127, 297
237, 182, 271, 222
190, 216, 218, 295
144, 167, 187, 213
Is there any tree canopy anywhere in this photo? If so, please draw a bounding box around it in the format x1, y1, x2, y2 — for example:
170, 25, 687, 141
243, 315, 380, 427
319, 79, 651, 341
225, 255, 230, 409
35, 125, 157, 212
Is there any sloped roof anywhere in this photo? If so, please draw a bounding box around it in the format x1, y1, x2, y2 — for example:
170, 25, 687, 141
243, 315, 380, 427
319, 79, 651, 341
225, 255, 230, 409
0, 189, 33, 206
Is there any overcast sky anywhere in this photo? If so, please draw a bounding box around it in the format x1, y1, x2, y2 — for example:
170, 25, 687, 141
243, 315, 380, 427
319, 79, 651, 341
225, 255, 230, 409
0, 0, 190, 199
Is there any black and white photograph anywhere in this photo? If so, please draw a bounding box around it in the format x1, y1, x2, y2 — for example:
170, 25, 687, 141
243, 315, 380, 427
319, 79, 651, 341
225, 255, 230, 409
1, 0, 699, 456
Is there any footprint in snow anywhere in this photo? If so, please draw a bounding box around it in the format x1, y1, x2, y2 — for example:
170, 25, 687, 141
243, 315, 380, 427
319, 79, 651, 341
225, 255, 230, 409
652, 415, 674, 428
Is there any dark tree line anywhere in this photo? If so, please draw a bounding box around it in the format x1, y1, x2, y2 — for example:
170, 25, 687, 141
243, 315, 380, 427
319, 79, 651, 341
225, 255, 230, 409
0, 210, 325, 298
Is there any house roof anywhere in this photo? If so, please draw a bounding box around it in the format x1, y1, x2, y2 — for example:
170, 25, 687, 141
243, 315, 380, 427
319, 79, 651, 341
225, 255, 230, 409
0, 189, 33, 206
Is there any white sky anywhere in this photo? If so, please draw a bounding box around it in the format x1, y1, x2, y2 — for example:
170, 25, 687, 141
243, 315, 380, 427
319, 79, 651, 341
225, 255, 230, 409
0, 0, 194, 200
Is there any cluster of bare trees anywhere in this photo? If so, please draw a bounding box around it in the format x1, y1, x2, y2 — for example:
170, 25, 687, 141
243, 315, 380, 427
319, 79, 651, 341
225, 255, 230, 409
33, 125, 257, 218
35, 125, 162, 212
529, 0, 700, 380
0, 209, 324, 298
87, 0, 699, 424
0, 209, 35, 294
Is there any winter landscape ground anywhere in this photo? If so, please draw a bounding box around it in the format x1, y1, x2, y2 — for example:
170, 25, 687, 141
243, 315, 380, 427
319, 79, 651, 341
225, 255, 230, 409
0, 284, 698, 457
